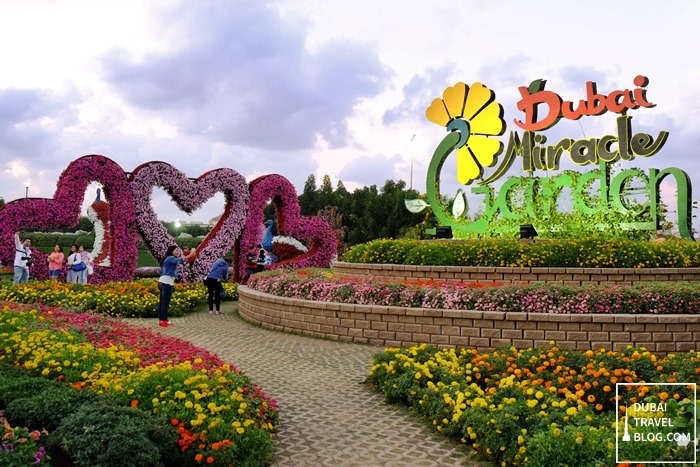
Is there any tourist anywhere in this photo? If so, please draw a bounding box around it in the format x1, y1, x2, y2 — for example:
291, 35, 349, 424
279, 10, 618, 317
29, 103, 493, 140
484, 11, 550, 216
204, 257, 230, 315
78, 245, 93, 284
47, 244, 64, 281
157, 245, 197, 327
13, 232, 32, 284
65, 244, 85, 284
256, 244, 266, 272
241, 245, 258, 285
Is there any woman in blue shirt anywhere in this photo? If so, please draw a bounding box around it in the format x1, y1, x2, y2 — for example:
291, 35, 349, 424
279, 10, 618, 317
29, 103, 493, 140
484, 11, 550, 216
157, 245, 196, 327
204, 257, 230, 314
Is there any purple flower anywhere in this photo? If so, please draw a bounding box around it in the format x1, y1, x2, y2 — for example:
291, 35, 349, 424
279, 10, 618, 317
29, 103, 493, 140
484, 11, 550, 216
0, 155, 138, 283
240, 175, 336, 273
129, 162, 249, 282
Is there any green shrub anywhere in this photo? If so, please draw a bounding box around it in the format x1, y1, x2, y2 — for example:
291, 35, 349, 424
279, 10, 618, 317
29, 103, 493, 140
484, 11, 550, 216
342, 239, 420, 264
48, 402, 179, 467
0, 364, 58, 407
340, 238, 700, 268
4, 386, 101, 431
522, 424, 614, 467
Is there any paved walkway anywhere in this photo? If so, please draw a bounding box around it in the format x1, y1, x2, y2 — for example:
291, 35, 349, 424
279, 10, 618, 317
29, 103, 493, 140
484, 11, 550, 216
130, 302, 486, 467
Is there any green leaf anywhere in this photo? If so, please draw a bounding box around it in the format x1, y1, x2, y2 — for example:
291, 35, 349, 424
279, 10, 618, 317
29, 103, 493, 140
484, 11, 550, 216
404, 198, 430, 213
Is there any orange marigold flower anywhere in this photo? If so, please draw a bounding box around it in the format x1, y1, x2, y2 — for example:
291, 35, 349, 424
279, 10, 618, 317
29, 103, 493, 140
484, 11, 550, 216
171, 418, 179, 426
207, 456, 215, 464
195, 454, 203, 462
587, 395, 596, 403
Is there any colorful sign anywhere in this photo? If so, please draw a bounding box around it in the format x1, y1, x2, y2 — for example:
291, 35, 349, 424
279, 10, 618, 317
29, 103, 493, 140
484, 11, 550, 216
409, 76, 694, 239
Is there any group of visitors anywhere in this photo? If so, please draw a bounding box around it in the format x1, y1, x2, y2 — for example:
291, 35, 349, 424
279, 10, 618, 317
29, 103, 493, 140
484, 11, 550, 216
240, 244, 271, 285
13, 233, 93, 285
156, 245, 232, 327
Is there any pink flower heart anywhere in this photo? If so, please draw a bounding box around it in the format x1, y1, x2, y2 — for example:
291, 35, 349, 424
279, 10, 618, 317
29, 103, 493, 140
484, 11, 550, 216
240, 174, 337, 274
0, 155, 138, 283
129, 161, 249, 281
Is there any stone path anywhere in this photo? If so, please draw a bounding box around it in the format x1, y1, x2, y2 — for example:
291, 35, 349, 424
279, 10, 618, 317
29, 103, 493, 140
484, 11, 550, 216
129, 302, 486, 466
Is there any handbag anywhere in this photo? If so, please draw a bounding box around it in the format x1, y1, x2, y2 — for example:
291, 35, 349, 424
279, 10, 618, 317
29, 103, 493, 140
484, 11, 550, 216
71, 262, 87, 272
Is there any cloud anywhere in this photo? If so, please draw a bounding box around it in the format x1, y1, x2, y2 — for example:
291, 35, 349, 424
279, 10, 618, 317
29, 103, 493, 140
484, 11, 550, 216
0, 88, 77, 160
337, 154, 402, 187
100, 2, 391, 151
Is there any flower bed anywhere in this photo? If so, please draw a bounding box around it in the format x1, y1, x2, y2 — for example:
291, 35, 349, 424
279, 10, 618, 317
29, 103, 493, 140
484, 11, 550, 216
368, 343, 699, 465
0, 279, 238, 318
0, 302, 278, 466
341, 238, 700, 268
1, 411, 49, 465
247, 269, 700, 315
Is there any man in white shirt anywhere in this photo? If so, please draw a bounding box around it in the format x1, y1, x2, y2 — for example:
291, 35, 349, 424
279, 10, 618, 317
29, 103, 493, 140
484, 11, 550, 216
13, 232, 32, 284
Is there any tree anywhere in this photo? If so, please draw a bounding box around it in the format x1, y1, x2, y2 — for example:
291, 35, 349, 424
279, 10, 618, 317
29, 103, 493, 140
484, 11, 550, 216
298, 174, 318, 215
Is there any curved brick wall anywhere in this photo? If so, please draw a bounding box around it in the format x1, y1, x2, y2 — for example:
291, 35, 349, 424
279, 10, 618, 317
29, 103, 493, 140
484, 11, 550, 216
332, 262, 700, 285
238, 286, 700, 355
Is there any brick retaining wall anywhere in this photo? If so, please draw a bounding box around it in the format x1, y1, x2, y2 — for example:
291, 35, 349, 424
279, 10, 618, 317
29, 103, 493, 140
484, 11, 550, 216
238, 286, 700, 355
332, 262, 700, 285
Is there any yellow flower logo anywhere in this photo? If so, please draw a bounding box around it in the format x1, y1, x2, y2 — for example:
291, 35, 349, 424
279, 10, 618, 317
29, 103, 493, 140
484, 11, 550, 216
426, 82, 505, 184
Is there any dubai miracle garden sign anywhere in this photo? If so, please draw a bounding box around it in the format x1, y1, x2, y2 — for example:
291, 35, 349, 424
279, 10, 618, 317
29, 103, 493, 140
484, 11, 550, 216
405, 75, 695, 240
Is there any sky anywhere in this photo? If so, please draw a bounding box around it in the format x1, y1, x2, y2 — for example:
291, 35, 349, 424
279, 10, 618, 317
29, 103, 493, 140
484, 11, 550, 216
1, 0, 699, 226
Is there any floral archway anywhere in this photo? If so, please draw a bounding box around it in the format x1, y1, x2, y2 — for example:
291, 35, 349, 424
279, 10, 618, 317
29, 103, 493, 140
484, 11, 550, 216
0, 156, 338, 284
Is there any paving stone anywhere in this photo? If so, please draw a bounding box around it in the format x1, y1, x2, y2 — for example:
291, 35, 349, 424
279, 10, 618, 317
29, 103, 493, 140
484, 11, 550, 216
127, 303, 487, 466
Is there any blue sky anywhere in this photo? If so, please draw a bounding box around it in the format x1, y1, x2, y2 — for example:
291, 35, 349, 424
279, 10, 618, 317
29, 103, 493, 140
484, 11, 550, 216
0, 0, 698, 225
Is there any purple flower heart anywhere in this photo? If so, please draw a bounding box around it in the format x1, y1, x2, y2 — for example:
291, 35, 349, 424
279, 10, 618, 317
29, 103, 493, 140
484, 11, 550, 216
240, 174, 337, 272
0, 155, 138, 283
129, 161, 249, 281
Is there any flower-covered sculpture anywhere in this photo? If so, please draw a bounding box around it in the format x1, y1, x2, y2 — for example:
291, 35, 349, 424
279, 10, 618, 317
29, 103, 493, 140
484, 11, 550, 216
129, 161, 249, 281
0, 155, 138, 283
240, 174, 337, 275
87, 188, 112, 266
1, 157, 336, 285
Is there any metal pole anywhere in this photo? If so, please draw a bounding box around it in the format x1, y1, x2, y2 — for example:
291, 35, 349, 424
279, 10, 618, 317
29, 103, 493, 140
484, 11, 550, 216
410, 134, 416, 190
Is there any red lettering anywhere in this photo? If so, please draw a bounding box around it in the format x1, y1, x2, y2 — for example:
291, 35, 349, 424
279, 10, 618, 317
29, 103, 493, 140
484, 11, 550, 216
515, 76, 655, 130
633, 75, 655, 108
585, 82, 607, 116
513, 85, 562, 132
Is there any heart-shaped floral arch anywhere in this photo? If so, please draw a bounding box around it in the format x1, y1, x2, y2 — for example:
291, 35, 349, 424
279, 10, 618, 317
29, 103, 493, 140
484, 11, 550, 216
129, 161, 249, 282
239, 174, 337, 275
1, 157, 337, 284
0, 155, 138, 283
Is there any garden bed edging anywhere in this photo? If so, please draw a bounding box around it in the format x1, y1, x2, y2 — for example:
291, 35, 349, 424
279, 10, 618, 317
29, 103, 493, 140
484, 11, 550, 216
332, 261, 700, 285
238, 286, 700, 355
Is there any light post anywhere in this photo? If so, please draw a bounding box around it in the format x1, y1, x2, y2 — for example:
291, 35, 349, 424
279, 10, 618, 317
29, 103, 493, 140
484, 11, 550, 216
409, 134, 416, 190
24, 180, 30, 198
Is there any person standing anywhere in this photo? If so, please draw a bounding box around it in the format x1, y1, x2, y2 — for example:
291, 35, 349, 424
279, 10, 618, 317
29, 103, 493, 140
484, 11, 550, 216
78, 245, 92, 284
65, 244, 84, 284
241, 245, 258, 285
13, 233, 32, 284
205, 257, 230, 314
157, 245, 197, 327
47, 244, 65, 281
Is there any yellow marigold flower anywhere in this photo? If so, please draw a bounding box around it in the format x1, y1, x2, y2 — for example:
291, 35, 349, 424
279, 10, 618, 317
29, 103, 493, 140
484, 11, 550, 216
553, 428, 561, 437
566, 407, 578, 416
535, 391, 543, 400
